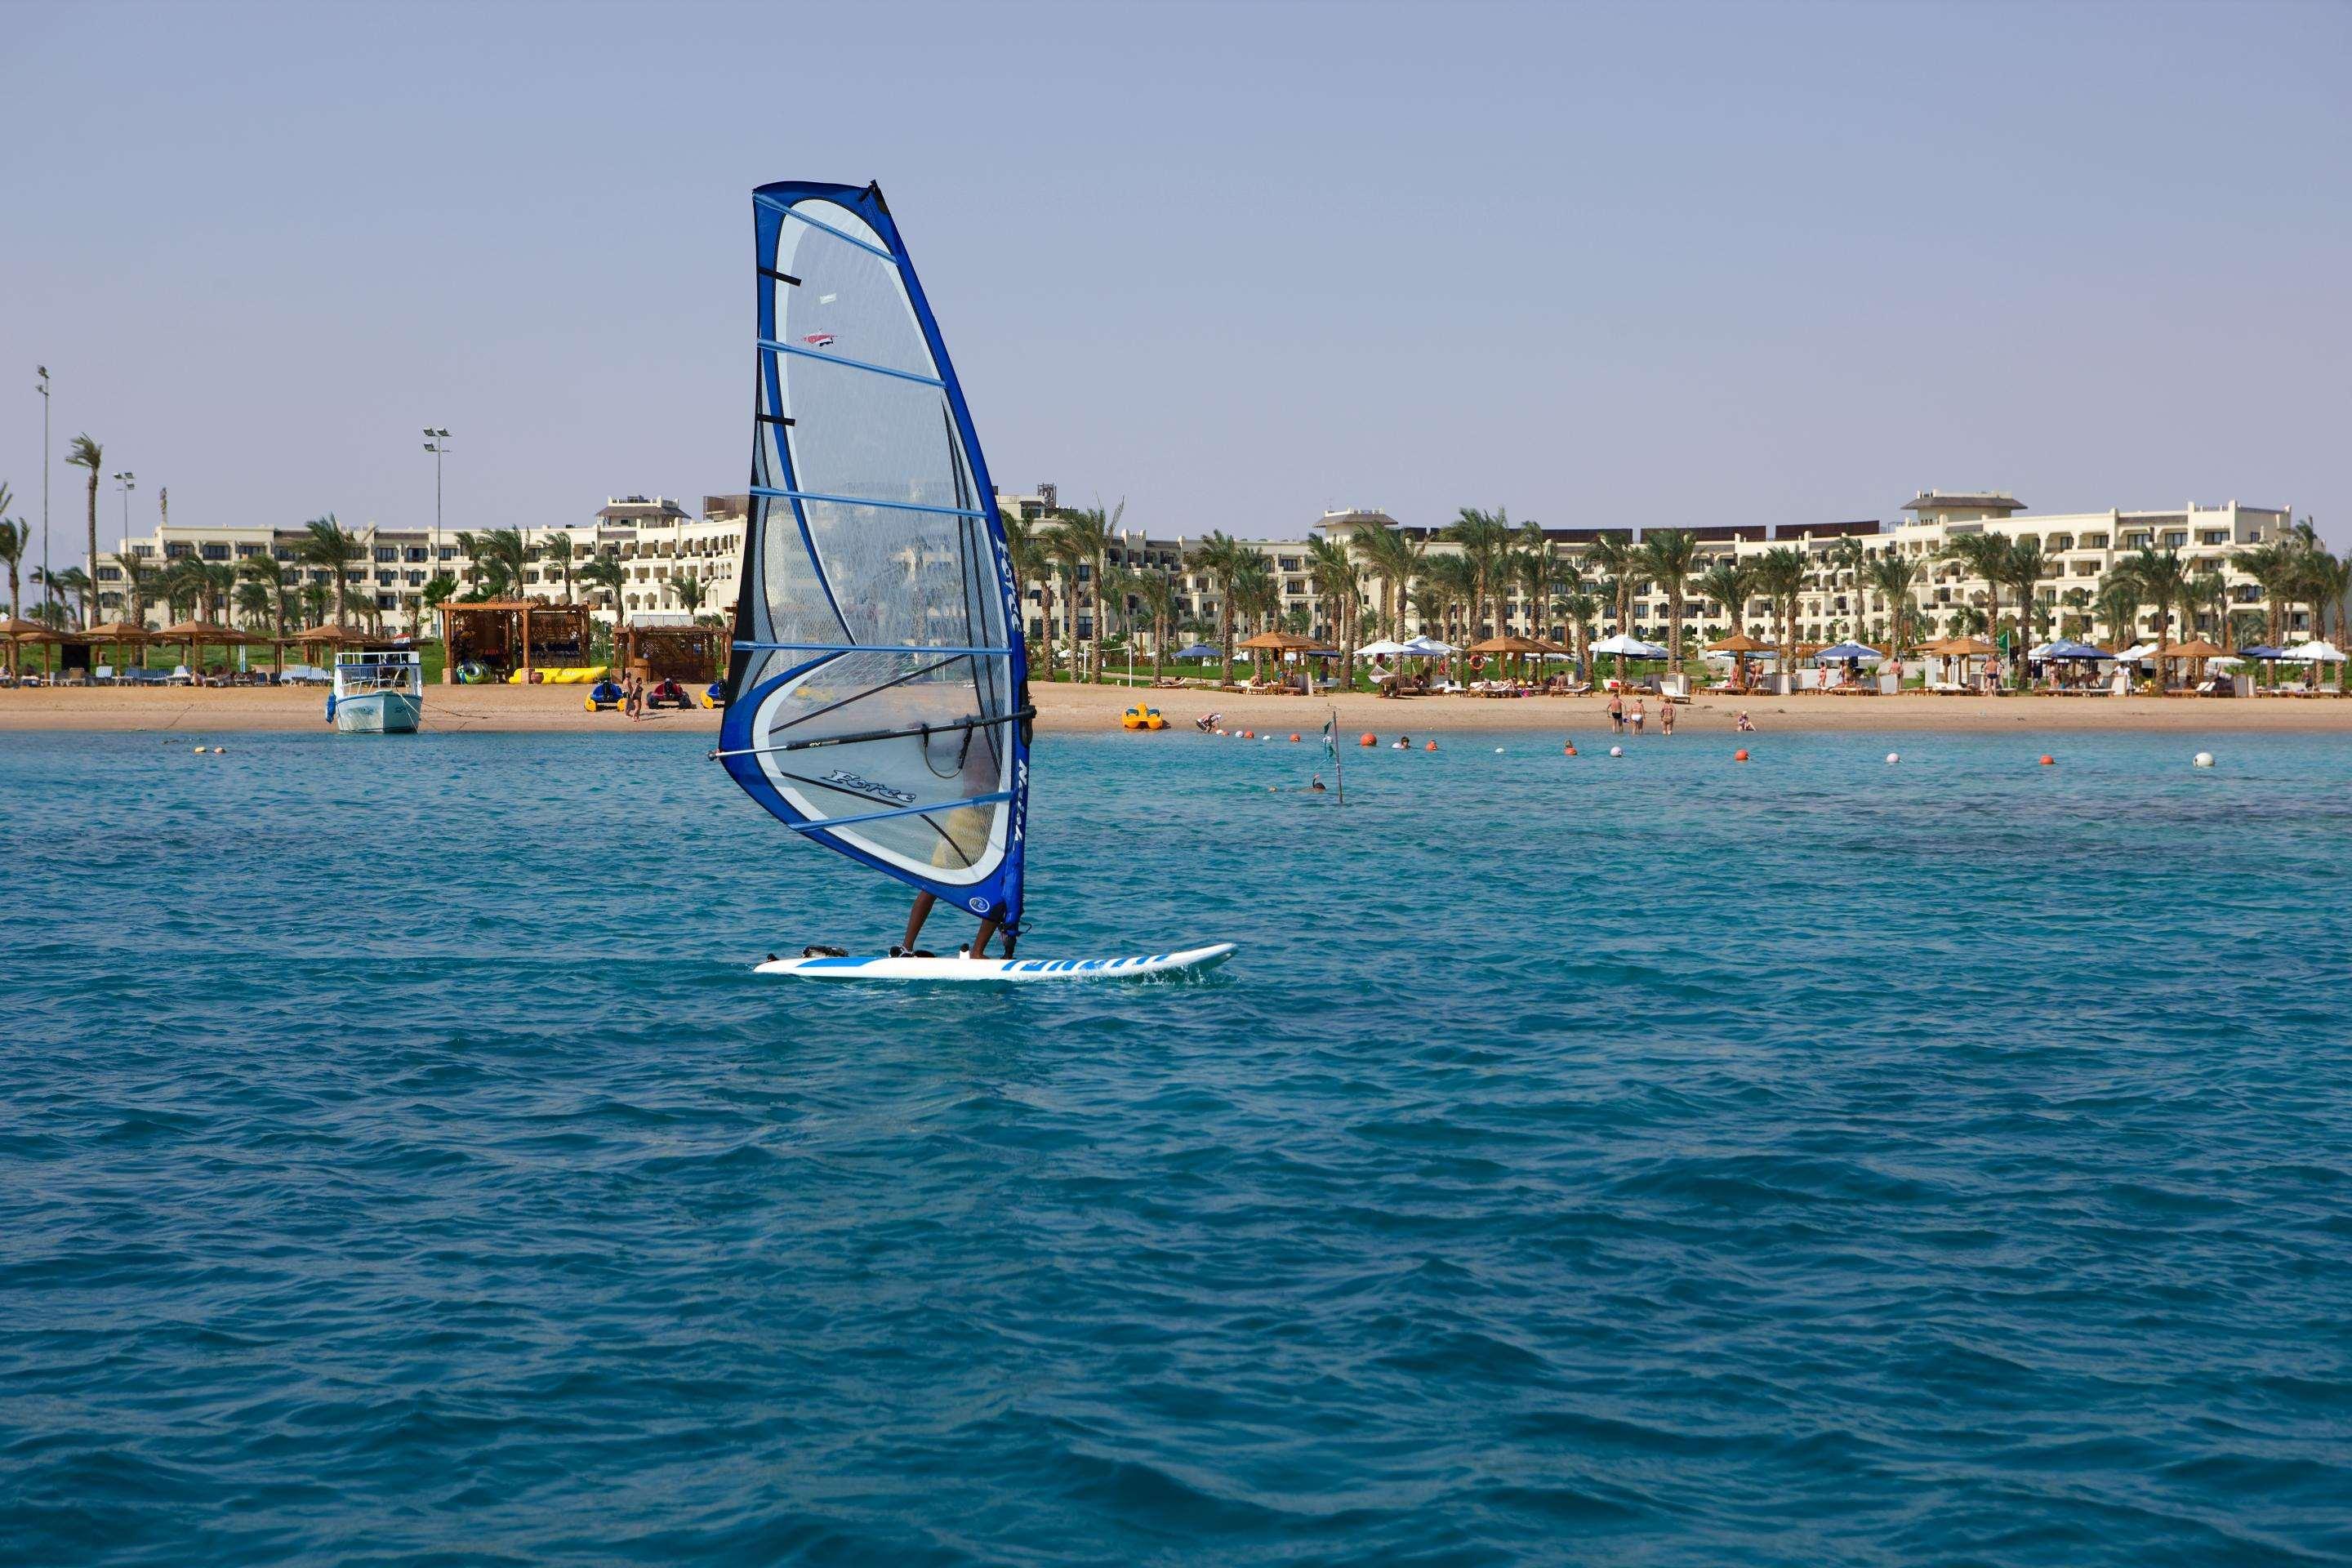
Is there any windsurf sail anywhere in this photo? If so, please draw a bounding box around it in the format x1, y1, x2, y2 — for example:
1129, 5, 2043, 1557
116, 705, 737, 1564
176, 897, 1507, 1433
716, 181, 1031, 935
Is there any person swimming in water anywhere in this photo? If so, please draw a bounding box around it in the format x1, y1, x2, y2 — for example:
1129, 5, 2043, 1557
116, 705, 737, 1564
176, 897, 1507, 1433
1307, 774, 1327, 792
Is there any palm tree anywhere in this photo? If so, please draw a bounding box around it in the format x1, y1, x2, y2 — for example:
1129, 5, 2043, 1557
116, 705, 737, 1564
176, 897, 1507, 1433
1445, 506, 1512, 643
2058, 586, 2091, 643
1133, 570, 1178, 679
0, 512, 27, 618
1584, 532, 1640, 634
1183, 530, 1251, 684
111, 551, 155, 627
299, 580, 330, 628
2002, 538, 2050, 662
38, 567, 91, 627
65, 434, 103, 624
452, 530, 487, 591
1304, 533, 1361, 686
1559, 589, 1597, 678
1055, 501, 1124, 681
199, 562, 238, 626
1637, 528, 1701, 665
234, 579, 272, 630
668, 573, 706, 613
1751, 547, 1807, 673
1695, 559, 1752, 640
1826, 537, 1869, 639
1040, 517, 1094, 682
999, 507, 1053, 667
1355, 522, 1422, 639
241, 555, 292, 639
2095, 571, 2142, 652
1228, 554, 1278, 679
1865, 553, 1923, 649
301, 516, 366, 627
1426, 552, 1478, 676
2234, 541, 2295, 648
541, 532, 576, 602
577, 552, 627, 635
2119, 546, 2194, 687
473, 528, 535, 601
1939, 533, 2010, 668
2187, 569, 2229, 648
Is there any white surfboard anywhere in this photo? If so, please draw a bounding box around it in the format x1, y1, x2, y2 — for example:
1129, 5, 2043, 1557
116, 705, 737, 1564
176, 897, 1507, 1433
755, 942, 1237, 982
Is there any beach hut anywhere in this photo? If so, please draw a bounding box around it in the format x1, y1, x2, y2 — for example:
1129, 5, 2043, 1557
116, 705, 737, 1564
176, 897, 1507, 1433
438, 599, 594, 684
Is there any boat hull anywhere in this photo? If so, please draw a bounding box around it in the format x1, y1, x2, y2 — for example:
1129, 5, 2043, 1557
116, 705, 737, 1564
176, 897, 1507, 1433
331, 692, 422, 734
755, 942, 1236, 982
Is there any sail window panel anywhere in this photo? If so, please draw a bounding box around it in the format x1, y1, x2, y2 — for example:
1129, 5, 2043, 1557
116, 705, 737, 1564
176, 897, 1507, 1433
774, 354, 975, 513
750, 493, 854, 648
756, 648, 1013, 882
773, 209, 938, 380
789, 498, 994, 650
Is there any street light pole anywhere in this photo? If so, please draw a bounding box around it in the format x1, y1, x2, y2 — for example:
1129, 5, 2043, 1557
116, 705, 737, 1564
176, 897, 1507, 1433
35, 367, 49, 620
421, 429, 451, 639
114, 470, 136, 553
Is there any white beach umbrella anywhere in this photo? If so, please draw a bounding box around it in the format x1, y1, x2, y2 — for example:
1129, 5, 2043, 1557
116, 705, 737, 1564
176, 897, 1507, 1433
1401, 636, 1456, 656
1589, 633, 1668, 658
1356, 638, 1414, 657
2281, 639, 2347, 663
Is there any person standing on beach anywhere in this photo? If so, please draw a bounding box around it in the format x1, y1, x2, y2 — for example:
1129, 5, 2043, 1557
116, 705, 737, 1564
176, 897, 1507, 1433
1659, 700, 1675, 737
1607, 692, 1624, 733
1628, 698, 1645, 734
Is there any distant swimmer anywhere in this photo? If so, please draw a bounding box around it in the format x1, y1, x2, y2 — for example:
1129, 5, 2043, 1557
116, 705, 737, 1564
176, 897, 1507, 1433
1307, 774, 1327, 792
1392, 735, 1410, 750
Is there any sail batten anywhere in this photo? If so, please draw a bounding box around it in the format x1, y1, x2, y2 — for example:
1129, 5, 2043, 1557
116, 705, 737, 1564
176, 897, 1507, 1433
719, 180, 1031, 930
758, 338, 949, 388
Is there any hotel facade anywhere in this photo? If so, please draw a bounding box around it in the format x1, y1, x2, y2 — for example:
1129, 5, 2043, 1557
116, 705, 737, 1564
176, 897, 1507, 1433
91, 483, 2308, 653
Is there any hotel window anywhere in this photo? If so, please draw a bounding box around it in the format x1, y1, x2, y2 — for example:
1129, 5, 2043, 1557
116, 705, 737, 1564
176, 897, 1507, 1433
2200, 531, 2228, 545
236, 543, 262, 558
2163, 532, 2186, 548
201, 543, 230, 560
375, 546, 399, 563
97, 564, 121, 581
2082, 534, 2109, 548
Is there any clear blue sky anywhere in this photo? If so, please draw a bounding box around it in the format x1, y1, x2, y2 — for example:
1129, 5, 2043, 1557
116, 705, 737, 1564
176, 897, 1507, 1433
3, 0, 2345, 566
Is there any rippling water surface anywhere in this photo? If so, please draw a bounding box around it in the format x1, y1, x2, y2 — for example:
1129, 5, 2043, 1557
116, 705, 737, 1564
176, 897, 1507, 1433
5, 724, 2350, 1566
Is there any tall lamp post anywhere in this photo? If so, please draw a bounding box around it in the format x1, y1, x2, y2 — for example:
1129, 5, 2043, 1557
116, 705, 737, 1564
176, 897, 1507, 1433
422, 429, 451, 640
35, 366, 50, 621
113, 470, 136, 552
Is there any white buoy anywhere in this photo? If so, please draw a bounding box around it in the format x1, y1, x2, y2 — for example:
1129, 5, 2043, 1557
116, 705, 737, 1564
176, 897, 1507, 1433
1609, 746, 1624, 758
1886, 751, 1900, 764
191, 745, 206, 754
2194, 751, 2214, 768
1494, 746, 1504, 754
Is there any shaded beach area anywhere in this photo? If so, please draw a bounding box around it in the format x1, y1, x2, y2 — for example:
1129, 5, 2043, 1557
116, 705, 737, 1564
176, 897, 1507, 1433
6, 679, 2352, 735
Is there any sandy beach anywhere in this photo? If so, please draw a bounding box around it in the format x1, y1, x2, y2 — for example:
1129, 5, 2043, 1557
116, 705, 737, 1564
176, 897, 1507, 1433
3, 679, 2350, 736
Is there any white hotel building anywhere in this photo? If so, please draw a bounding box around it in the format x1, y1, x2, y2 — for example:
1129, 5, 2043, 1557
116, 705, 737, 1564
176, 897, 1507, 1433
97, 483, 2307, 651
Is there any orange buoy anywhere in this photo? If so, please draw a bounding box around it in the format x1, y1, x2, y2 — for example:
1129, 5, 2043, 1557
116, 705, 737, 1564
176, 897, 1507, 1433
1563, 743, 1577, 756
1242, 730, 1254, 739
2039, 754, 2056, 766
1424, 741, 1437, 752
1359, 733, 1376, 746
1289, 733, 1300, 742
1735, 749, 1750, 762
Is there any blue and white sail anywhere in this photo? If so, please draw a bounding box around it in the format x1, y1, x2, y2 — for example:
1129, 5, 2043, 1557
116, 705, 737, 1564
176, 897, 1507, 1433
718, 181, 1030, 934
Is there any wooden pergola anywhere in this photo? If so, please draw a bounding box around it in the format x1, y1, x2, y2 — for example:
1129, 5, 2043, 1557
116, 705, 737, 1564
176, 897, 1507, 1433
438, 599, 594, 684
617, 621, 724, 684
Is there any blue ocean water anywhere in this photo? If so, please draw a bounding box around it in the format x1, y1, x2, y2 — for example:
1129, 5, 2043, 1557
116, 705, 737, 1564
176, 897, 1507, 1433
4, 723, 2350, 1566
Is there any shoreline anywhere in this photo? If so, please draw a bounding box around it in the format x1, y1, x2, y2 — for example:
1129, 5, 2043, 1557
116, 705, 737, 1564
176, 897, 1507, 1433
3, 681, 2351, 735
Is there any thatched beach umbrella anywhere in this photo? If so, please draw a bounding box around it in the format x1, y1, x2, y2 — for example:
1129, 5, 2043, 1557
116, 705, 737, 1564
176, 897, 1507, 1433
1468, 633, 1547, 684
0, 617, 63, 679
155, 619, 248, 682
1708, 630, 1773, 689
1237, 629, 1325, 685
82, 619, 153, 681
